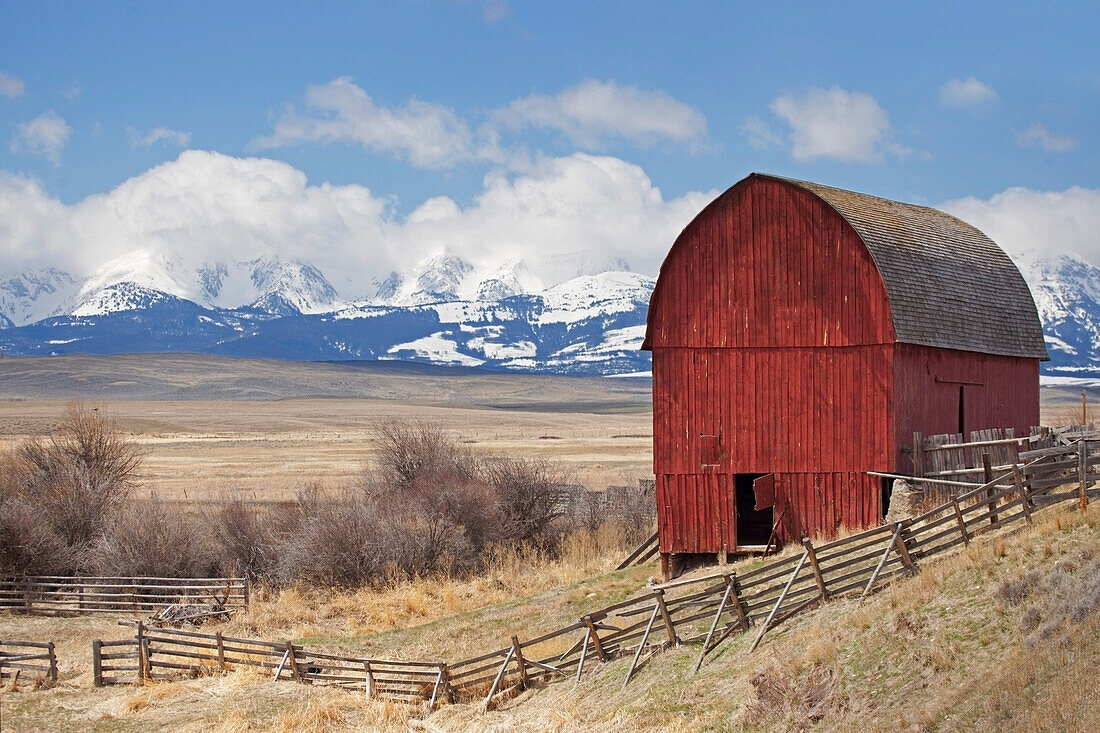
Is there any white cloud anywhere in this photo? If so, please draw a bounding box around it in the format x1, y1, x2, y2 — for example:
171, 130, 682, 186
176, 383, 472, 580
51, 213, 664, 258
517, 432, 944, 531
253, 76, 475, 168
60, 84, 83, 100
0, 71, 25, 98
740, 116, 782, 151
938, 77, 998, 108
942, 186, 1100, 268
0, 150, 713, 296
9, 110, 71, 165
767, 86, 908, 163
128, 126, 192, 148
254, 78, 707, 167
1016, 123, 1076, 152
496, 79, 707, 149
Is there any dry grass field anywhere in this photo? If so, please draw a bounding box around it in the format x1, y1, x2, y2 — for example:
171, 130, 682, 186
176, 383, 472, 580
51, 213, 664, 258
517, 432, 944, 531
2, 354, 1099, 730
0, 355, 653, 502
0, 354, 1089, 504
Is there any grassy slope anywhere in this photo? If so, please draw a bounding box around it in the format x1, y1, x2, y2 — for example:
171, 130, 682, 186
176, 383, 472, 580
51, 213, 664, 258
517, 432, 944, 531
4, 507, 1100, 732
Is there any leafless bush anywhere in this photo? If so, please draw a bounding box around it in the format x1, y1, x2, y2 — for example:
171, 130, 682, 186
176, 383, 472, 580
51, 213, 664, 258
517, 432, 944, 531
205, 497, 285, 581
0, 493, 76, 576
87, 498, 214, 577
483, 457, 564, 545
372, 418, 476, 489
4, 401, 142, 551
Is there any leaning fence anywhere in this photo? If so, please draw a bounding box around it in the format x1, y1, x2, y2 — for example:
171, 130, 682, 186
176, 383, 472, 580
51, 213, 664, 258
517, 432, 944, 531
0, 576, 249, 615
0, 639, 58, 684
89, 438, 1100, 709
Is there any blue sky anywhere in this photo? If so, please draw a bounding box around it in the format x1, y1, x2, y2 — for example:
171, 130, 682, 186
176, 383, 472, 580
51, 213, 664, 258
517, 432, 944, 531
1, 0, 1098, 291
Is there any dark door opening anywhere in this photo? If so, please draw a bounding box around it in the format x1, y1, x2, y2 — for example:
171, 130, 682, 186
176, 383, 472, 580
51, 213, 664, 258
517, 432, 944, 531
881, 476, 893, 520
958, 385, 966, 436
735, 473, 773, 547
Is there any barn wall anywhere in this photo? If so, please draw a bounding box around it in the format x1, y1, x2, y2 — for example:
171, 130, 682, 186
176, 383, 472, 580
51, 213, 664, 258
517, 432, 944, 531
892, 344, 1041, 472
645, 177, 896, 350
653, 346, 894, 475
655, 471, 883, 552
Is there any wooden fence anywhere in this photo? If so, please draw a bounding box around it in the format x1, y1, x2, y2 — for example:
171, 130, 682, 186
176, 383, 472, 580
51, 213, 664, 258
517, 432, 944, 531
88, 439, 1100, 709
0, 640, 58, 684
93, 620, 453, 705
0, 576, 248, 615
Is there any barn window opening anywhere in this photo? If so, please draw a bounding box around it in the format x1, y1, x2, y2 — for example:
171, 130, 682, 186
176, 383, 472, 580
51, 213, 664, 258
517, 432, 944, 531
735, 473, 773, 547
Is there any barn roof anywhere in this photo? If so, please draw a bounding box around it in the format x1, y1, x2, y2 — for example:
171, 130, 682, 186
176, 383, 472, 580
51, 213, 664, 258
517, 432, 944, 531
764, 175, 1047, 359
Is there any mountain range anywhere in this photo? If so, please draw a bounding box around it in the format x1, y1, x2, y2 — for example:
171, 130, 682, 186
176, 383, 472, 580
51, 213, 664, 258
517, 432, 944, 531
1, 247, 1097, 379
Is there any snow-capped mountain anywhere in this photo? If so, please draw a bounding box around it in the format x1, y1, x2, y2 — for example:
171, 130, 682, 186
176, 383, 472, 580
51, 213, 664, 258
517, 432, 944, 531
0, 268, 79, 327
2, 244, 1099, 378
1015, 252, 1100, 375
58, 249, 341, 318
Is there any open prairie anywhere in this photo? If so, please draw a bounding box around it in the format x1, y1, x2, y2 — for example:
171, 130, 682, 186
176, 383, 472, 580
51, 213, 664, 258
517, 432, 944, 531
0, 354, 1092, 503
0, 354, 654, 502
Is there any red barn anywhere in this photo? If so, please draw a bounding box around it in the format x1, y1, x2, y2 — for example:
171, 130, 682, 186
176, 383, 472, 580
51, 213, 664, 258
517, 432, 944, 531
643, 173, 1047, 576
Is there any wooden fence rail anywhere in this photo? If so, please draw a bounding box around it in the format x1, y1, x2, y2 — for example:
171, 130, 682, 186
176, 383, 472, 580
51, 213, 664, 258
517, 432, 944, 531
0, 576, 249, 615
93, 621, 452, 703
0, 640, 58, 684
86, 439, 1100, 711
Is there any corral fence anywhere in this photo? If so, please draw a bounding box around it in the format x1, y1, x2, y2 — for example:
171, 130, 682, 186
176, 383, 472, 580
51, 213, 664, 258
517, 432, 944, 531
93, 620, 454, 705
910, 427, 1046, 503
0, 640, 58, 684
0, 576, 248, 616
88, 437, 1100, 710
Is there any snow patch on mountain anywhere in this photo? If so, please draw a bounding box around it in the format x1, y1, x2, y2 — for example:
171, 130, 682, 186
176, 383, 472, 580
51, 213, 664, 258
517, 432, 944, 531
70, 281, 178, 316
0, 268, 79, 326
538, 272, 654, 324
386, 332, 486, 367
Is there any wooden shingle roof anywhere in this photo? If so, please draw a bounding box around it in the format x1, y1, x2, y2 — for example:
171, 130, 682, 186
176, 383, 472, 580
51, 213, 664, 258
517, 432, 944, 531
764, 174, 1049, 360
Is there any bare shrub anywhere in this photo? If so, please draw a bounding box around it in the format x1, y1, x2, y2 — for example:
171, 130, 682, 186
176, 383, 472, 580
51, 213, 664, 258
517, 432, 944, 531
206, 497, 284, 581
88, 498, 214, 577
372, 418, 476, 490
0, 494, 75, 576
483, 457, 564, 545
5, 401, 142, 552
277, 489, 387, 587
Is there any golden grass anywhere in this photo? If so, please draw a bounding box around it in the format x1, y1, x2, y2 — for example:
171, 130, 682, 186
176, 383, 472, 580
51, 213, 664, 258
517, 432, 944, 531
0, 398, 652, 502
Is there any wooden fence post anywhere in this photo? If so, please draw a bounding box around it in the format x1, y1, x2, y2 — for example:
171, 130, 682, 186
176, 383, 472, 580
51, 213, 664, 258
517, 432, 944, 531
216, 631, 226, 670
749, 550, 809, 653
622, 604, 660, 691
1012, 464, 1033, 525
582, 616, 607, 661
47, 641, 57, 682
285, 642, 301, 682
802, 539, 829, 600
694, 579, 735, 673
24, 577, 32, 613
653, 590, 679, 645
92, 640, 103, 687
1079, 441, 1088, 512
893, 525, 917, 573
510, 635, 529, 689
950, 499, 970, 545
135, 621, 148, 682
363, 661, 373, 699
484, 646, 516, 710
983, 453, 999, 525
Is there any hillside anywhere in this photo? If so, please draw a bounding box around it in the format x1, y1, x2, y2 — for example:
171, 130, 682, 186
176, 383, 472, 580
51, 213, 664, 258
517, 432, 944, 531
2, 504, 1099, 731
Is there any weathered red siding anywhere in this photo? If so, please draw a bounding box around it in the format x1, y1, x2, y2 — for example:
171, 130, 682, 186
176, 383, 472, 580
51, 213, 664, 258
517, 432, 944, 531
892, 344, 1041, 473
647, 175, 1042, 557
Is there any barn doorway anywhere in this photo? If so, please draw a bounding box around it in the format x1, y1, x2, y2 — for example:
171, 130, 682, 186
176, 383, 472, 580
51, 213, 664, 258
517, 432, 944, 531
734, 473, 773, 547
